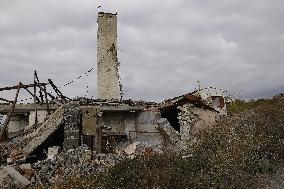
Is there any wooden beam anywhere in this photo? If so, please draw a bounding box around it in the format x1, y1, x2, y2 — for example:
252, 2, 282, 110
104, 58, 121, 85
48, 79, 70, 101
36, 85, 55, 100
36, 83, 63, 106
43, 85, 50, 115
34, 71, 44, 103
0, 83, 21, 141
25, 88, 41, 103
48, 79, 63, 97
0, 97, 13, 104
0, 83, 48, 92
34, 71, 38, 125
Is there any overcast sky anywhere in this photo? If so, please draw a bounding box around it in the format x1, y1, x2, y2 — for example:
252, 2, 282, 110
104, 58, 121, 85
0, 0, 283, 102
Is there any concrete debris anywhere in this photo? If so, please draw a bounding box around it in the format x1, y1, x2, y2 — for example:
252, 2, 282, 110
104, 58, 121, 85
157, 118, 180, 148
9, 147, 25, 162
116, 141, 162, 159
0, 168, 14, 189
0, 168, 9, 183
182, 154, 193, 159
23, 104, 65, 156
0, 142, 13, 163
29, 145, 124, 187
19, 164, 34, 179
0, 94, 226, 186
47, 146, 61, 160
132, 142, 162, 156
2, 166, 31, 188
123, 142, 139, 155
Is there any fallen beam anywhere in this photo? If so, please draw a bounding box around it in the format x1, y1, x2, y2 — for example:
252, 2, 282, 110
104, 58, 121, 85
23, 104, 66, 156
0, 103, 59, 113
0, 83, 21, 141
3, 166, 31, 188
25, 88, 41, 103
0, 83, 48, 92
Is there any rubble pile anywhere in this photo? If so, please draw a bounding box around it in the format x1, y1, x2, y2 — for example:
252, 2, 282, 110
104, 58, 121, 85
0, 168, 14, 189
33, 145, 123, 186
0, 140, 166, 188
0, 176, 14, 189
0, 142, 11, 163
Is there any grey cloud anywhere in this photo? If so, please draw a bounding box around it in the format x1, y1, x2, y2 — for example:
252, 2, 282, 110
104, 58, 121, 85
0, 0, 283, 102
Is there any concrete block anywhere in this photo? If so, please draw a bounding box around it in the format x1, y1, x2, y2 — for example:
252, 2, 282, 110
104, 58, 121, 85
137, 111, 161, 124
47, 146, 61, 160
3, 166, 31, 188
137, 123, 158, 133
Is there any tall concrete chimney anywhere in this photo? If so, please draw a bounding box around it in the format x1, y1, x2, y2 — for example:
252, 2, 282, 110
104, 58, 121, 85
97, 12, 120, 100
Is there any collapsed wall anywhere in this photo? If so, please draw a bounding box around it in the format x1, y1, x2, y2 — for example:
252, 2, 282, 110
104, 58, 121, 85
0, 11, 228, 165
0, 10, 231, 188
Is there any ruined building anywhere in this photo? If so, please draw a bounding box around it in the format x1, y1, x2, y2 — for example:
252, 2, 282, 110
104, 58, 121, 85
0, 12, 227, 164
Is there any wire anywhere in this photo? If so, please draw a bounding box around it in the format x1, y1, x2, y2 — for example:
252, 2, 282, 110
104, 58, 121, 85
60, 67, 95, 88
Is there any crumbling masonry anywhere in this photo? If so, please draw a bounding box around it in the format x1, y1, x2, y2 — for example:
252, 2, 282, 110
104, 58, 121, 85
0, 12, 228, 188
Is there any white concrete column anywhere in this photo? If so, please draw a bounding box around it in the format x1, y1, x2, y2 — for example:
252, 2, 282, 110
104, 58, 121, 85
97, 12, 121, 100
